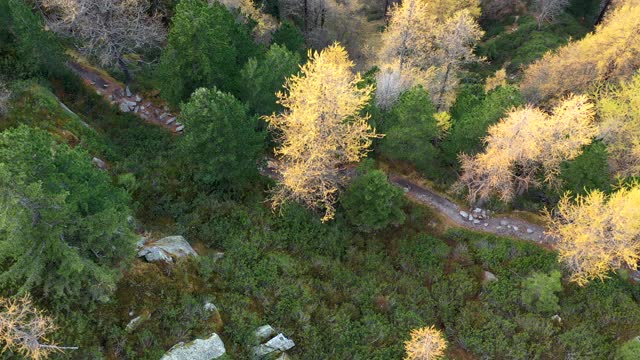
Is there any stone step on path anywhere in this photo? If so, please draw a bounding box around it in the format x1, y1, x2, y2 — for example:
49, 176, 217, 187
67, 61, 184, 134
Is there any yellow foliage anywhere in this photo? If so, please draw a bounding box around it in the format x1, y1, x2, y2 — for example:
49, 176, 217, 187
376, 1, 483, 109
434, 111, 452, 137
265, 43, 380, 222
597, 71, 640, 177
549, 184, 640, 286
521, 2, 640, 103
485, 68, 508, 92
460, 95, 597, 204
424, 0, 481, 21
218, 0, 279, 43
404, 326, 447, 360
0, 295, 61, 360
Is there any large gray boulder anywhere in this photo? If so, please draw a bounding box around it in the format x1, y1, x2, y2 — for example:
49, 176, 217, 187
161, 333, 225, 360
137, 236, 197, 263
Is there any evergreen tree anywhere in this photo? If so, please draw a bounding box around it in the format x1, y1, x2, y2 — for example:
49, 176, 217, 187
240, 44, 301, 115
177, 88, 264, 190
157, 0, 255, 105
0, 126, 135, 309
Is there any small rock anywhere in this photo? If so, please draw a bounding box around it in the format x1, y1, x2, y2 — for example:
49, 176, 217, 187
135, 95, 142, 102
253, 333, 295, 358
507, 225, 512, 229
125, 86, 132, 97
255, 325, 276, 342
159, 113, 170, 121
484, 223, 489, 227
468, 214, 474, 221
103, 83, 109, 88
527, 228, 534, 234
108, 95, 114, 101
96, 90, 102, 95
459, 211, 469, 219
473, 219, 480, 225
135, 237, 146, 249
482, 210, 487, 218
204, 302, 218, 312
176, 125, 185, 132
496, 226, 503, 230
512, 226, 519, 232
166, 117, 176, 125
483, 270, 498, 283
500, 220, 509, 226
126, 313, 149, 333
551, 314, 562, 323
161, 333, 226, 360
92, 157, 106, 170
212, 252, 224, 261
473, 208, 482, 214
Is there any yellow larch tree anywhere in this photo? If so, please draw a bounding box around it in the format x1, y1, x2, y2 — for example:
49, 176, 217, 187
404, 326, 447, 360
521, 1, 640, 103
597, 71, 640, 177
376, 1, 483, 109
0, 294, 76, 359
218, 0, 279, 43
459, 95, 597, 204
265, 43, 380, 222
548, 184, 640, 286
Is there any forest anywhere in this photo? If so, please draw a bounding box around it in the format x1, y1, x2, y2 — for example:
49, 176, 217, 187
1, 0, 640, 359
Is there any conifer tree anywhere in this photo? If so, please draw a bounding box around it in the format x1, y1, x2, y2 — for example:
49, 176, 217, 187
266, 43, 379, 221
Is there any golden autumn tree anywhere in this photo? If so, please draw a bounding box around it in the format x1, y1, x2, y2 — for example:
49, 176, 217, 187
376, 1, 483, 109
459, 95, 597, 204
521, 1, 640, 103
548, 184, 640, 286
404, 326, 447, 360
266, 43, 380, 222
597, 71, 640, 177
0, 294, 77, 359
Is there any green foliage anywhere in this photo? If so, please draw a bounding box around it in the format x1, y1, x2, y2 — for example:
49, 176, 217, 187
239, 44, 301, 115
0, 126, 135, 309
272, 20, 306, 55
177, 88, 264, 190
559, 141, 611, 196
442, 85, 524, 166
616, 337, 640, 360
521, 270, 562, 313
378, 86, 440, 173
477, 15, 589, 72
0, 0, 66, 80
157, 0, 255, 105
341, 165, 406, 232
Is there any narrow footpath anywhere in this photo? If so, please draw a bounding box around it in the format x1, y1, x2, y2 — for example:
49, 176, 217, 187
70, 61, 555, 246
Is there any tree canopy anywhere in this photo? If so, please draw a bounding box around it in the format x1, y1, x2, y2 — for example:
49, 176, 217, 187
0, 126, 135, 309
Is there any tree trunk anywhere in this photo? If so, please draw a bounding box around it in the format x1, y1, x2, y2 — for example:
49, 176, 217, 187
436, 63, 452, 112
595, 0, 613, 26
117, 56, 132, 85
304, 0, 309, 32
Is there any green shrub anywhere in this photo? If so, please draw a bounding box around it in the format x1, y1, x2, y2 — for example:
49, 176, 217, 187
341, 166, 406, 232
521, 270, 563, 314
442, 85, 523, 166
